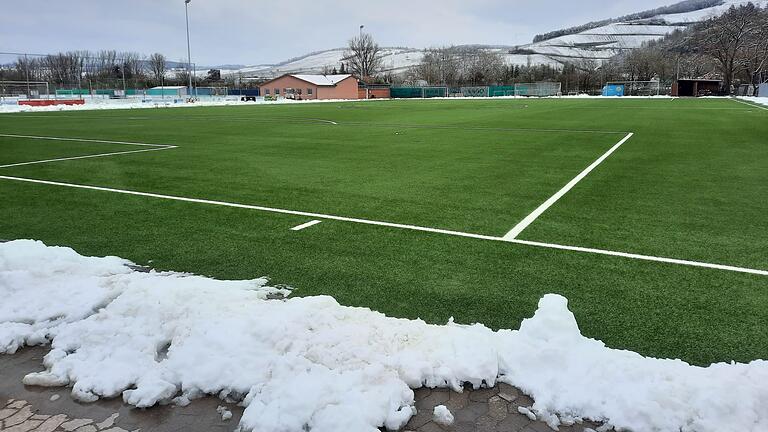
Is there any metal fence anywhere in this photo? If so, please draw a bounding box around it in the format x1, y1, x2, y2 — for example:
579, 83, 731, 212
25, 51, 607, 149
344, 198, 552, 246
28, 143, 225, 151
390, 83, 562, 99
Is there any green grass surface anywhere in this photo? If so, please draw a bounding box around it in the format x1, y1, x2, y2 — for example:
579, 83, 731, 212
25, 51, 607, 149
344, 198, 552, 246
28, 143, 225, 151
1, 98, 766, 365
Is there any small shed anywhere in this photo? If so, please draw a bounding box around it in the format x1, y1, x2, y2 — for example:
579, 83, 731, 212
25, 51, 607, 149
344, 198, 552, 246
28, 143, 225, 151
671, 79, 721, 97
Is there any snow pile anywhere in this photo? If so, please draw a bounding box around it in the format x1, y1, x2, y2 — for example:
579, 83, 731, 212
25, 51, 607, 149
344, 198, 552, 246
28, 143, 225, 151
432, 405, 454, 425
0, 241, 132, 353
2, 240, 768, 432
739, 96, 768, 108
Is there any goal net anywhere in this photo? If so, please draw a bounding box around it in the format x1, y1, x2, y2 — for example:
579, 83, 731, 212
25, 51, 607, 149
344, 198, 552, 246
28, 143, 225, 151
513, 82, 561, 97
421, 86, 448, 98
0, 81, 50, 101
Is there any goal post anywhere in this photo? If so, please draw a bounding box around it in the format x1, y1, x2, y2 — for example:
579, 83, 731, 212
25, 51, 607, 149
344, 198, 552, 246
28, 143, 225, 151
603, 81, 661, 97
0, 81, 50, 101
512, 82, 561, 97
421, 86, 448, 98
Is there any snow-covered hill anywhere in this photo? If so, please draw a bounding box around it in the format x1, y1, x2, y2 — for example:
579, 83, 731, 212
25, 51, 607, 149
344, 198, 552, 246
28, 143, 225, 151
229, 0, 767, 77
514, 0, 768, 65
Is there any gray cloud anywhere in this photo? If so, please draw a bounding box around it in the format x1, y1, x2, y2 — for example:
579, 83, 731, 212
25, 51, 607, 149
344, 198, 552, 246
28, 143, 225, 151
1, 0, 673, 66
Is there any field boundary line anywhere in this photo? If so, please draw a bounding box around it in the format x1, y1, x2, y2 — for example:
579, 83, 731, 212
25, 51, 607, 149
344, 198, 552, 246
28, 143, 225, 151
0, 147, 175, 168
0, 174, 766, 277
509, 239, 768, 276
503, 132, 634, 240
0, 133, 175, 148
730, 97, 768, 111
0, 133, 177, 168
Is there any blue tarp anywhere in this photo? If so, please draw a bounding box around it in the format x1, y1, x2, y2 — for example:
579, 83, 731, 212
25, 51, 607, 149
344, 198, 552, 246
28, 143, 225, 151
602, 84, 625, 97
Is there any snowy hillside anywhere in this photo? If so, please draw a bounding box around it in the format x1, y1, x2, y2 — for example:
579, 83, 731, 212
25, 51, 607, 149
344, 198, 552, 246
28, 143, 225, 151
229, 47, 562, 79
223, 48, 423, 79
514, 0, 768, 65
228, 0, 767, 76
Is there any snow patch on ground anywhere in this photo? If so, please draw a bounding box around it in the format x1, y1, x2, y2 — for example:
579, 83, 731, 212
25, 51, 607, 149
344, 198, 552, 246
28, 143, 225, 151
432, 405, 454, 425
1, 240, 767, 432
739, 96, 768, 108
216, 405, 233, 421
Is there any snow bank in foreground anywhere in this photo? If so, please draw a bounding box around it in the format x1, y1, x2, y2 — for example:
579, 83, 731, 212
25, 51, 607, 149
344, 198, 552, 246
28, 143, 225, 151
1, 240, 767, 432
739, 96, 768, 108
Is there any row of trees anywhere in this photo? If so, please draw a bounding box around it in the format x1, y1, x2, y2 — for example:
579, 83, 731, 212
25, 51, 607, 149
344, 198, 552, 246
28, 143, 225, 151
0, 50, 235, 89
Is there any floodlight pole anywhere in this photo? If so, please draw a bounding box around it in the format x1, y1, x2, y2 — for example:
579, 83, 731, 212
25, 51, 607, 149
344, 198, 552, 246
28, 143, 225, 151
359, 25, 364, 79
185, 0, 194, 99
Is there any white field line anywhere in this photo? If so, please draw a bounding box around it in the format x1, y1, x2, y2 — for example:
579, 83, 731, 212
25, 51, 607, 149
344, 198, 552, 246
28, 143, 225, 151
511, 239, 768, 276
0, 175, 501, 242
0, 133, 177, 168
0, 174, 766, 277
731, 97, 768, 111
0, 147, 175, 168
503, 132, 634, 240
291, 220, 323, 231
0, 133, 174, 148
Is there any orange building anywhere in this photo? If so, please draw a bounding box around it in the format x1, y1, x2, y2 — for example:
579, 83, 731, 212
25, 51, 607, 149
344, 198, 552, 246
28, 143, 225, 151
260, 74, 359, 100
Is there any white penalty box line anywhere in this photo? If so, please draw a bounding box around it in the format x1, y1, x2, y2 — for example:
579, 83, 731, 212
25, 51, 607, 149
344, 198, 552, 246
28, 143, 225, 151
0, 133, 177, 168
0, 174, 766, 277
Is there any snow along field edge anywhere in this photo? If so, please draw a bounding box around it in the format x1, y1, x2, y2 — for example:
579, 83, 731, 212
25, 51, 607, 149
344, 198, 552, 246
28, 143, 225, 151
1, 239, 767, 432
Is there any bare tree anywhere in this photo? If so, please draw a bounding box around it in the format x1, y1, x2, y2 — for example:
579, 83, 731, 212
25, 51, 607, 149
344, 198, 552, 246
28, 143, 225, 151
735, 7, 768, 92
689, 4, 764, 92
343, 32, 384, 79
148, 53, 167, 85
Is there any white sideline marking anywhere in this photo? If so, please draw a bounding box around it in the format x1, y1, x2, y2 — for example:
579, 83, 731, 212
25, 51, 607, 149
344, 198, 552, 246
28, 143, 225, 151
0, 133, 174, 148
0, 134, 177, 168
511, 239, 768, 277
0, 175, 501, 242
0, 174, 766, 277
291, 220, 323, 231
503, 132, 634, 240
731, 98, 768, 111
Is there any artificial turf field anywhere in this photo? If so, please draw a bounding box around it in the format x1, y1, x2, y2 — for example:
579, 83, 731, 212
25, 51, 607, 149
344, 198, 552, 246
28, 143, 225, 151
1, 97, 766, 366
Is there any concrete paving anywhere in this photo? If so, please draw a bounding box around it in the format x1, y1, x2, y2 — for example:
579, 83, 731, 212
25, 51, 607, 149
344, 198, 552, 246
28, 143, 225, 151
1, 347, 606, 432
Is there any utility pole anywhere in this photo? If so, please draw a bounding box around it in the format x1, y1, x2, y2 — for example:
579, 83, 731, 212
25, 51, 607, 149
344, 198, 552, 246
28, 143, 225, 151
185, 0, 194, 100
24, 54, 31, 99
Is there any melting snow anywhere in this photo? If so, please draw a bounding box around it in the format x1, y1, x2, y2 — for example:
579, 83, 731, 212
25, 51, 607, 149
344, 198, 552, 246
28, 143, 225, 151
432, 405, 454, 425
1, 240, 767, 432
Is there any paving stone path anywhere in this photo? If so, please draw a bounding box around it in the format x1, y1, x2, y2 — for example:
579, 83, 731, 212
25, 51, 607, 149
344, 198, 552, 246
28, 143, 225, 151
2, 347, 607, 432
404, 386, 605, 432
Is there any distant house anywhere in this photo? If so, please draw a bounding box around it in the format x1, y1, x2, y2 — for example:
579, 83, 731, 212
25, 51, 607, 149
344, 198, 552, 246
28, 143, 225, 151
259, 74, 359, 100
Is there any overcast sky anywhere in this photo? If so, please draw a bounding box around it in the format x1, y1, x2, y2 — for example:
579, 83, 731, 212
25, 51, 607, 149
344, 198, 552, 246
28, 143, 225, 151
1, 0, 674, 66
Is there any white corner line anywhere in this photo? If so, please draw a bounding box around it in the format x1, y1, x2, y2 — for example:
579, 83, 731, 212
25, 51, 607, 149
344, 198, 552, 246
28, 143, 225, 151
0, 133, 175, 148
730, 97, 768, 111
503, 132, 634, 240
0, 147, 176, 169
0, 174, 766, 277
291, 220, 322, 231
